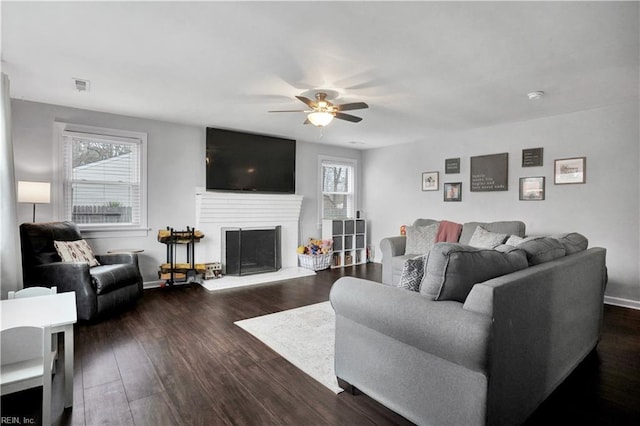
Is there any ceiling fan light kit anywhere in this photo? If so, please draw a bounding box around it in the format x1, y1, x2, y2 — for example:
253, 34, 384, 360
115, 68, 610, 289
308, 111, 334, 127
269, 91, 369, 127
527, 91, 545, 100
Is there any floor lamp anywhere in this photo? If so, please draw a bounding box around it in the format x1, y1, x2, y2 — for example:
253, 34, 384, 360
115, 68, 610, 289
18, 181, 51, 222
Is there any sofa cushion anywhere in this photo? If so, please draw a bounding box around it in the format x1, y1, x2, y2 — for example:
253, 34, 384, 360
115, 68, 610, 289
468, 226, 507, 249
515, 237, 566, 265
552, 233, 588, 255
405, 223, 439, 255
420, 243, 529, 302
54, 239, 100, 267
397, 255, 427, 292
90, 263, 141, 295
459, 221, 526, 245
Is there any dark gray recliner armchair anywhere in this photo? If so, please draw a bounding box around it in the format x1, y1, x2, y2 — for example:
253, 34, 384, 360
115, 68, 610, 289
19, 221, 143, 321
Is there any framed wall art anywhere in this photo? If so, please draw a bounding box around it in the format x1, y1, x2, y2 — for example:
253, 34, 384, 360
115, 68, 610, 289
445, 158, 460, 174
422, 171, 439, 191
444, 182, 462, 202
470, 152, 508, 191
519, 177, 545, 201
554, 157, 586, 184
522, 148, 543, 167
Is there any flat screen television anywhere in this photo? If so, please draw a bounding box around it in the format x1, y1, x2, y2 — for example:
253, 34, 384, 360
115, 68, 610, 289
206, 127, 296, 194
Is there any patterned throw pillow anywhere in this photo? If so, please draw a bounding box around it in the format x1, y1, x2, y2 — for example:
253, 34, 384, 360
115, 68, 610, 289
54, 240, 100, 267
468, 226, 507, 249
397, 255, 427, 292
405, 223, 439, 255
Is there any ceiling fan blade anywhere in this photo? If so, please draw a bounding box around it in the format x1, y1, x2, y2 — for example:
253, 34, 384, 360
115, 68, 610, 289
268, 109, 308, 113
295, 96, 317, 109
334, 112, 363, 123
336, 102, 369, 112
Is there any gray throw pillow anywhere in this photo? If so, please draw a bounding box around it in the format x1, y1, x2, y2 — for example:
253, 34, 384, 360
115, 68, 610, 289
468, 226, 507, 249
551, 233, 588, 255
420, 242, 528, 302
397, 255, 427, 292
517, 237, 566, 265
405, 223, 439, 255
505, 234, 525, 246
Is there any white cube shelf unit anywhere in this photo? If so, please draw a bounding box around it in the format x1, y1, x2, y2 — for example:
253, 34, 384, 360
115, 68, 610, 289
322, 219, 367, 268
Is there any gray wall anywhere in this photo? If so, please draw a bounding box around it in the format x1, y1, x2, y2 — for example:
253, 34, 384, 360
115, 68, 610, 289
11, 99, 361, 284
362, 102, 639, 305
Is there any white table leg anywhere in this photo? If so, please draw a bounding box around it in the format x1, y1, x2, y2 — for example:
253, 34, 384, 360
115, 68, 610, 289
63, 324, 74, 408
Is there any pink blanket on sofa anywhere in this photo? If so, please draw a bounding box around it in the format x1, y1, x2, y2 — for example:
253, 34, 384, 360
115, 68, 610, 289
436, 220, 463, 242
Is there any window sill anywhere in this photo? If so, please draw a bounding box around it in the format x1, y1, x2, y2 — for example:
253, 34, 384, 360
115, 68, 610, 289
79, 227, 150, 239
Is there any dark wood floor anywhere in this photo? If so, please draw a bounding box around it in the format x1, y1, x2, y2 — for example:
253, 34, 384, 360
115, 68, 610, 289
2, 263, 639, 426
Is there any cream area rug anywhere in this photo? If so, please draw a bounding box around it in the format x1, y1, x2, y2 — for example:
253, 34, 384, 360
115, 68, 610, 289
234, 301, 343, 394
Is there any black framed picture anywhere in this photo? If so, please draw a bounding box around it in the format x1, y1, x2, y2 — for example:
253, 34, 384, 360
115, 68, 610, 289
519, 177, 545, 201
522, 148, 543, 167
444, 182, 462, 202
470, 153, 508, 191
445, 158, 460, 174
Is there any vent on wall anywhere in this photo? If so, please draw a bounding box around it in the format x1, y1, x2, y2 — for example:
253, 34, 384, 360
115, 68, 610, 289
73, 78, 90, 92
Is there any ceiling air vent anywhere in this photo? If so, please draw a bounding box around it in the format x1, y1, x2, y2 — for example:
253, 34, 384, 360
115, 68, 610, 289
73, 78, 90, 92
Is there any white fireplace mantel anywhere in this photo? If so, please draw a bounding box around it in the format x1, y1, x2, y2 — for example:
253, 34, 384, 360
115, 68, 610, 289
195, 188, 303, 270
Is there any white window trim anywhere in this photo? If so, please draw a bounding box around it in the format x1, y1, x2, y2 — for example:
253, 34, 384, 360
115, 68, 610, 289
53, 122, 149, 238
317, 155, 358, 226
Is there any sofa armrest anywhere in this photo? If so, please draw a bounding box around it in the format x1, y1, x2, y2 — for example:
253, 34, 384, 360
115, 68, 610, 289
380, 236, 406, 258
330, 277, 491, 372
380, 236, 406, 285
32, 263, 98, 320
95, 253, 138, 266
476, 247, 607, 425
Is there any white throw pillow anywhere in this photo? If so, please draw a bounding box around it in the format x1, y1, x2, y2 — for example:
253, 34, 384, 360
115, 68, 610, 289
405, 223, 439, 255
54, 240, 100, 267
468, 226, 507, 249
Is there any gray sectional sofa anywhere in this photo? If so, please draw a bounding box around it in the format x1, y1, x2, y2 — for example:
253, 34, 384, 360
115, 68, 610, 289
380, 219, 526, 286
330, 219, 607, 425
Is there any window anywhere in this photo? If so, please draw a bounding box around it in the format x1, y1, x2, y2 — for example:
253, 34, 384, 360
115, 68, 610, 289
320, 158, 356, 219
56, 123, 147, 236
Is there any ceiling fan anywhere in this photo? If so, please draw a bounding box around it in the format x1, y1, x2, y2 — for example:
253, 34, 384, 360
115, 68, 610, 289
269, 92, 369, 127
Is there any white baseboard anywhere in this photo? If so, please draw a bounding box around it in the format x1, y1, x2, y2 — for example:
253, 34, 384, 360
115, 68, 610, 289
604, 296, 640, 310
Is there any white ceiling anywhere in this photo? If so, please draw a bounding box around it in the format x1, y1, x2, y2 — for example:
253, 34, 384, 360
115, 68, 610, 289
2, 1, 638, 149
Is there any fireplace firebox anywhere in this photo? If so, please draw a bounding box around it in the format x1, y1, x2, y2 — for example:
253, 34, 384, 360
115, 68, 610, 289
222, 226, 282, 276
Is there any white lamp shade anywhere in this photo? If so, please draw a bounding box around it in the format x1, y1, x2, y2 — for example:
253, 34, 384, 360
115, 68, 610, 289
18, 181, 51, 204
307, 112, 334, 127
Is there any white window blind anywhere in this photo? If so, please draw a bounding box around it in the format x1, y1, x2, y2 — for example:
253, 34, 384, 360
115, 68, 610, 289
321, 160, 355, 219
61, 130, 144, 229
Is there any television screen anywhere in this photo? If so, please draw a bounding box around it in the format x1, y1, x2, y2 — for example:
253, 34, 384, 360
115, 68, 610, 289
206, 127, 296, 194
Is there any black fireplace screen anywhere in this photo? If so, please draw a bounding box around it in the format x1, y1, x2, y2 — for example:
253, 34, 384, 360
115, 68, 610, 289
223, 226, 281, 276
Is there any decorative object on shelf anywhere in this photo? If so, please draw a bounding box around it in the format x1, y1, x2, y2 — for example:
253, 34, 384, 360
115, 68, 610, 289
470, 152, 508, 192
554, 157, 586, 184
422, 171, 439, 191
157, 227, 205, 286
519, 177, 545, 201
17, 181, 51, 222
400, 225, 407, 236
522, 148, 543, 167
445, 158, 460, 174
444, 182, 462, 202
